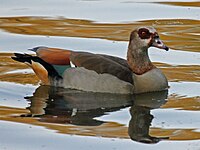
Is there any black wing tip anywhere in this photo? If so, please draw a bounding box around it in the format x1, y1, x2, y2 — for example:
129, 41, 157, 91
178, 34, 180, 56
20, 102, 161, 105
11, 56, 26, 63
11, 56, 19, 61
11, 53, 32, 63
13, 53, 32, 58
13, 53, 26, 57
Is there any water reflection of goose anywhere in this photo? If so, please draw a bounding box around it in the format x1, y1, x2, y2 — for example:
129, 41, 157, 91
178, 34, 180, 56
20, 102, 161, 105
129, 92, 169, 144
24, 86, 169, 143
24, 86, 133, 126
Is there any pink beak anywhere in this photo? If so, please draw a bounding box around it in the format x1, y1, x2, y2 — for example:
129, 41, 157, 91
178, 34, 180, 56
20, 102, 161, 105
151, 37, 169, 51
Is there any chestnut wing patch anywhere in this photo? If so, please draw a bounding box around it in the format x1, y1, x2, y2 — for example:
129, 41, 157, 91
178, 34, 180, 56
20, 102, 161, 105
70, 52, 133, 84
31, 47, 72, 65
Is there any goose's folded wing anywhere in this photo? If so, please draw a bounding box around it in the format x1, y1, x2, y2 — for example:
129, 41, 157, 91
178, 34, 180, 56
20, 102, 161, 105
30, 47, 133, 84
70, 51, 133, 84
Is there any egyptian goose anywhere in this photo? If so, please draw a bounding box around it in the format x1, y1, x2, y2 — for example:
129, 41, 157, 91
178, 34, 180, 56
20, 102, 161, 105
12, 26, 169, 94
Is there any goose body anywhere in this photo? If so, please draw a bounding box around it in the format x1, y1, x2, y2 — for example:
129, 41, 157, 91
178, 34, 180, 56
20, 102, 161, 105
12, 27, 169, 94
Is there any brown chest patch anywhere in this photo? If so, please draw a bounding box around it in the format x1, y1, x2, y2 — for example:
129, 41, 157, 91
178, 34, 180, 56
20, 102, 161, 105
132, 64, 156, 75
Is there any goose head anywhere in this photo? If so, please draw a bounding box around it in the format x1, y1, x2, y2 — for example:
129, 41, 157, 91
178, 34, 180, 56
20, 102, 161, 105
128, 26, 169, 52
127, 27, 169, 75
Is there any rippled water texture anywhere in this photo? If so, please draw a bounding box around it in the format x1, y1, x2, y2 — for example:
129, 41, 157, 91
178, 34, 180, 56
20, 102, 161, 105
0, 1, 200, 150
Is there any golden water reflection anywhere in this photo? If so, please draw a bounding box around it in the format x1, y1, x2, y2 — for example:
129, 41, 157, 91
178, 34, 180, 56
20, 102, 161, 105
0, 17, 199, 52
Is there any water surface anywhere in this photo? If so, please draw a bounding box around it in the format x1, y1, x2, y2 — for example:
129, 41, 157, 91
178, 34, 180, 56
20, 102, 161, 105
0, 0, 200, 150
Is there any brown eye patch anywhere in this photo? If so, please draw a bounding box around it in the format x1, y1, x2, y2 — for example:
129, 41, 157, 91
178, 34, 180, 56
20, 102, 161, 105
138, 28, 151, 39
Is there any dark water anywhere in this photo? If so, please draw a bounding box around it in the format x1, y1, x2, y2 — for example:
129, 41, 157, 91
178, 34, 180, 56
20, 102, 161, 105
0, 0, 200, 150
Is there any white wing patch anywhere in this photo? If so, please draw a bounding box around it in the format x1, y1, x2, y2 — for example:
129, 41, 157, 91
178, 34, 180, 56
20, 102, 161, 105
70, 61, 76, 68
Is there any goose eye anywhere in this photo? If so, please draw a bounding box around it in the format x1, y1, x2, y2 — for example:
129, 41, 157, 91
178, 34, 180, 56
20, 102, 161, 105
138, 28, 151, 39
142, 32, 146, 36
